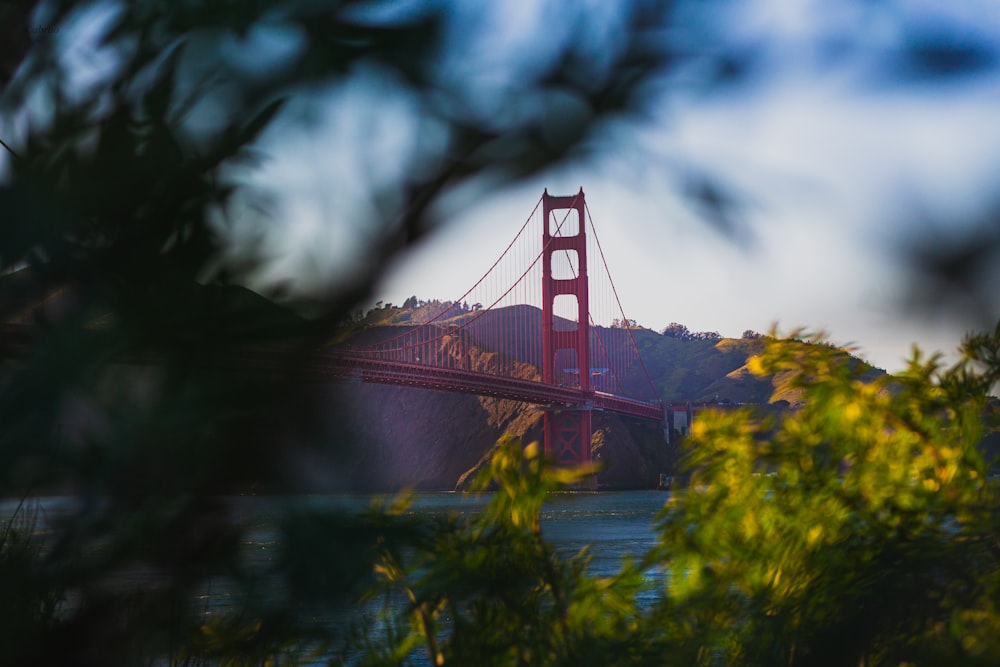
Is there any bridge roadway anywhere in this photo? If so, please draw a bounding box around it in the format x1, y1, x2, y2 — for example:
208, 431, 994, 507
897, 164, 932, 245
316, 351, 663, 421
0, 325, 661, 421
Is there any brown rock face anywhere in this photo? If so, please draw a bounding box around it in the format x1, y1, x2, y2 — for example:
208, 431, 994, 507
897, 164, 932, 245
292, 381, 674, 493
309, 313, 677, 492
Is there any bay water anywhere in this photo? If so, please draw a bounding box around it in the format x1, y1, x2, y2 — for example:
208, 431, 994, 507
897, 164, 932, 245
2, 490, 671, 662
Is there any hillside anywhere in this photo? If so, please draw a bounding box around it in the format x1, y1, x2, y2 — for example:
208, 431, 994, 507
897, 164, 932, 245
634, 331, 885, 406
348, 302, 885, 406
322, 301, 885, 491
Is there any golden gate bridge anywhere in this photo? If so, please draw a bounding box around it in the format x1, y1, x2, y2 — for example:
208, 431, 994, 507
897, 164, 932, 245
323, 189, 663, 466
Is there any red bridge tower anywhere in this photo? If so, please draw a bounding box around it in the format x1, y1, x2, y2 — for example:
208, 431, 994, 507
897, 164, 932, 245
541, 188, 593, 466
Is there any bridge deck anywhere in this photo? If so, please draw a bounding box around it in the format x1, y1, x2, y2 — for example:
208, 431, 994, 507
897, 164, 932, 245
319, 351, 662, 421
0, 325, 662, 421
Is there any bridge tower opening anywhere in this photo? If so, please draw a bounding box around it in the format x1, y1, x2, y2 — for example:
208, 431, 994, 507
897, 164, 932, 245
541, 188, 593, 466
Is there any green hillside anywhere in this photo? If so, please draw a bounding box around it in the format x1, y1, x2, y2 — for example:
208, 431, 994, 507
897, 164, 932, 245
320, 301, 891, 489
344, 300, 885, 406
631, 331, 770, 403
638, 333, 884, 405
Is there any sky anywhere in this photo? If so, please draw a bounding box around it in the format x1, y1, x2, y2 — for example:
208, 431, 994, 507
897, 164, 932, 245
22, 0, 999, 374
361, 0, 1000, 373
196, 0, 1000, 373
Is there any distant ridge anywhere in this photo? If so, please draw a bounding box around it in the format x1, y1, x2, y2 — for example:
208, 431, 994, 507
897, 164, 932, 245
346, 299, 886, 405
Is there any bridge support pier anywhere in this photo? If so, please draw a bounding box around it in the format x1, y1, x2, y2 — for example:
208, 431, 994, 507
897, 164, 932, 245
543, 406, 593, 467
541, 188, 593, 466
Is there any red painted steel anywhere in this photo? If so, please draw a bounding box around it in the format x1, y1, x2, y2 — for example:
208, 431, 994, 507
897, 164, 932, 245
541, 189, 594, 465
0, 189, 669, 471
0, 324, 662, 420
0, 324, 663, 420
318, 351, 662, 420
319, 188, 665, 463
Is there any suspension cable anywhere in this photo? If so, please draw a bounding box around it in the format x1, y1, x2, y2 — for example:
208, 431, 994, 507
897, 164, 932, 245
585, 202, 661, 403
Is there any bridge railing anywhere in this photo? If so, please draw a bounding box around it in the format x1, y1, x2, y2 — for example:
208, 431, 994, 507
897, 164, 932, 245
320, 349, 662, 421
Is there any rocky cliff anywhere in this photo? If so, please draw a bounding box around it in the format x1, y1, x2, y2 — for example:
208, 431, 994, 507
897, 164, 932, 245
319, 305, 885, 492
301, 378, 674, 493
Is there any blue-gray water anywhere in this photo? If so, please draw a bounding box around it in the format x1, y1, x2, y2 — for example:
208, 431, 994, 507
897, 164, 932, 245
2, 490, 670, 663
229, 489, 668, 572
536, 490, 667, 570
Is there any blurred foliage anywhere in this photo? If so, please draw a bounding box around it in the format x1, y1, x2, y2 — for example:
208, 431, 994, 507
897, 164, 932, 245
354, 437, 651, 667
2, 0, 1000, 664
651, 324, 1000, 666
0, 499, 63, 660
343, 326, 1000, 666
0, 0, 673, 663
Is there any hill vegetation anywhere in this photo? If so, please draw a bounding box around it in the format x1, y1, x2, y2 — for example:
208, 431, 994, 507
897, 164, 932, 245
357, 326, 1000, 667
346, 298, 885, 407
328, 299, 887, 490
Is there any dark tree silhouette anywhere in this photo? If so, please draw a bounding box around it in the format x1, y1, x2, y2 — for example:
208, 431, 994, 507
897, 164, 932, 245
0, 1, 678, 663
0, 1, 998, 664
